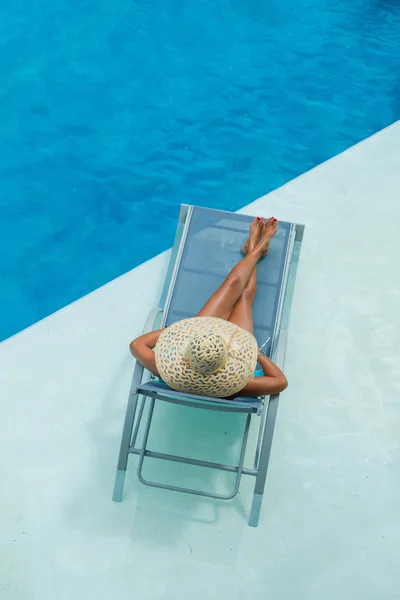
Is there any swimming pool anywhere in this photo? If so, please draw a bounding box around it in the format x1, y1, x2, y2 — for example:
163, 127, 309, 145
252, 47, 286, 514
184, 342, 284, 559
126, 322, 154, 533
1, 0, 400, 341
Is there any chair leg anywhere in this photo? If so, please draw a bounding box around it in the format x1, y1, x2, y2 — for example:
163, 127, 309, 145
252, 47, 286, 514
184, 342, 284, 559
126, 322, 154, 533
113, 469, 127, 502
112, 363, 144, 502
112, 392, 139, 501
248, 394, 280, 527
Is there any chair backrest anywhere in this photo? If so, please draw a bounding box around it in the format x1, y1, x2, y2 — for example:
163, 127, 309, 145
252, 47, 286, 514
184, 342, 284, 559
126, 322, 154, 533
163, 207, 293, 355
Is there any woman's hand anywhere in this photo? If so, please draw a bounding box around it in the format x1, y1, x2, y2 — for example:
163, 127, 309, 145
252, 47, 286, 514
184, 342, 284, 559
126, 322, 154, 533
238, 353, 288, 397
129, 329, 165, 377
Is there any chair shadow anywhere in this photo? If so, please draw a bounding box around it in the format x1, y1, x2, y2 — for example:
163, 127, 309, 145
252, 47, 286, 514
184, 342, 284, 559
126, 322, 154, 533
64, 355, 251, 550
129, 392, 251, 507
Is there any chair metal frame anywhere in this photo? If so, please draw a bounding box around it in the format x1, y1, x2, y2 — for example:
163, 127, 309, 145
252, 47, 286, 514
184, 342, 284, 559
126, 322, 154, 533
113, 205, 304, 526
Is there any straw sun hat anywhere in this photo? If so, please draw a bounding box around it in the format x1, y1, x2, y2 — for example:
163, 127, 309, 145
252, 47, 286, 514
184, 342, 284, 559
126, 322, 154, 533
155, 316, 258, 398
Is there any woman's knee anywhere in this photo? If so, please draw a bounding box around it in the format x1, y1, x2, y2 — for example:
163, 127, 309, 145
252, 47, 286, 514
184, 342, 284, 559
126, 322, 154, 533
241, 286, 256, 304
226, 272, 243, 295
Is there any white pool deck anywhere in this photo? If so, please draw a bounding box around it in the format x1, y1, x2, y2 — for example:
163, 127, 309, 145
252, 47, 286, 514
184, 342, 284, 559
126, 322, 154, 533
1, 121, 400, 600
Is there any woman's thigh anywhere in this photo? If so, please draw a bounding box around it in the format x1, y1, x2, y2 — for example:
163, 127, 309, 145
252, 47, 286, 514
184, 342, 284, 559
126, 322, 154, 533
196, 278, 237, 321
227, 292, 254, 333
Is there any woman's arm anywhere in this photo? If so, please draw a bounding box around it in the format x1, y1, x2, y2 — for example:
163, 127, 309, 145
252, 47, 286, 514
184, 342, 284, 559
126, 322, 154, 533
238, 353, 288, 397
129, 329, 165, 377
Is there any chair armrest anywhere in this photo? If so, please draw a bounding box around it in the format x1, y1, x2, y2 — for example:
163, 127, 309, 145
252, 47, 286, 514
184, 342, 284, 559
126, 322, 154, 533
131, 308, 164, 393
143, 308, 163, 334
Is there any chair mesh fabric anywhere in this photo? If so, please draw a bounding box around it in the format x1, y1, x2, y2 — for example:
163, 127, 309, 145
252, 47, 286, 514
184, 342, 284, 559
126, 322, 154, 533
165, 207, 291, 353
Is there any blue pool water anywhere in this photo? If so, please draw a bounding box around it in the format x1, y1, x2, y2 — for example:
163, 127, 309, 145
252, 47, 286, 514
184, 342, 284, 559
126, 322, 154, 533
1, 0, 400, 341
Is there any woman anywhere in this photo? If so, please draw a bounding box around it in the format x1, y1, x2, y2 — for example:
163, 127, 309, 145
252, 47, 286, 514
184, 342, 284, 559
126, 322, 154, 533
130, 217, 288, 398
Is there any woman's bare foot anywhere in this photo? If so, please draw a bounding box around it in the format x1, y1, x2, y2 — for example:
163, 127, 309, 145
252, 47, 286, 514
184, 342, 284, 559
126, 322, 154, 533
242, 217, 262, 255
257, 217, 278, 256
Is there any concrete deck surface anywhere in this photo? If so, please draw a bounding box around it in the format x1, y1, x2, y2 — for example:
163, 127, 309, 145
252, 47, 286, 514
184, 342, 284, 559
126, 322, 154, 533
1, 121, 400, 600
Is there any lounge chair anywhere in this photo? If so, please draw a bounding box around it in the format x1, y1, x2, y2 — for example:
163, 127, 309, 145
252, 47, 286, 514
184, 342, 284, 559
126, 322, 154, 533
112, 205, 304, 526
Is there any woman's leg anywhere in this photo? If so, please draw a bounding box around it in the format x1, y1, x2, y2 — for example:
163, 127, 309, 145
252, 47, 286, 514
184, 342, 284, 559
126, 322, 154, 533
196, 217, 262, 321
197, 217, 277, 322
228, 226, 259, 333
